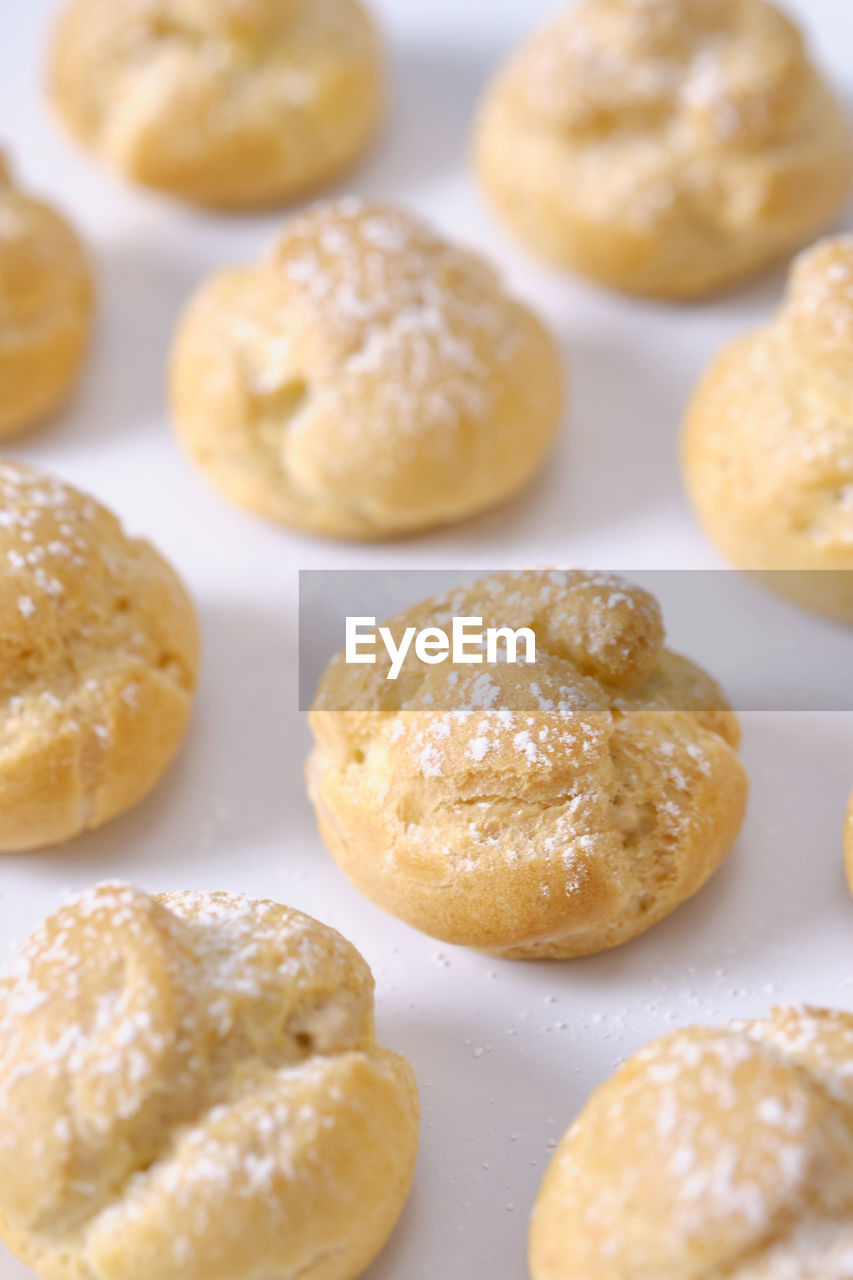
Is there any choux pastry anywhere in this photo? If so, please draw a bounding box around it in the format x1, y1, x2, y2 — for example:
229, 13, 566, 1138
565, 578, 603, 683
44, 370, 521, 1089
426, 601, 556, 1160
49, 0, 385, 210
684, 236, 853, 623
0, 153, 93, 436
170, 199, 564, 538
474, 0, 853, 300
0, 462, 198, 852
307, 570, 747, 958
531, 1005, 853, 1279
0, 881, 419, 1280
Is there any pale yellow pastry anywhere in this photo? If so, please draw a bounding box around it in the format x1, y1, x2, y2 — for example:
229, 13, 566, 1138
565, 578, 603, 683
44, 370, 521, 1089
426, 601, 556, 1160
0, 462, 198, 852
531, 1005, 853, 1280
474, 0, 853, 300
684, 236, 853, 623
0, 153, 93, 437
0, 881, 419, 1280
170, 199, 564, 538
49, 0, 385, 210
307, 570, 747, 958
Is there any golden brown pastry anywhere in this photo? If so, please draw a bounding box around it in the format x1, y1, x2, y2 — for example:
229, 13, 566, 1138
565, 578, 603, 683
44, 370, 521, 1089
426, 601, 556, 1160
684, 236, 853, 623
0, 881, 419, 1280
49, 0, 386, 210
531, 1005, 853, 1280
0, 462, 198, 852
307, 570, 747, 958
0, 153, 93, 436
170, 199, 564, 538
474, 0, 853, 300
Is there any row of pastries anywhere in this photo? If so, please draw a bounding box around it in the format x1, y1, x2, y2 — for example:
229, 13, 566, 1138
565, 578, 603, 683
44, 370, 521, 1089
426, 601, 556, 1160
3, 0, 853, 601
1, 1, 852, 1279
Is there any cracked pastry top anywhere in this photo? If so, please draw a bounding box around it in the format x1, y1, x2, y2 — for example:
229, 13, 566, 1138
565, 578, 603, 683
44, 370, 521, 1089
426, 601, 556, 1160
0, 882, 419, 1280
0, 462, 198, 852
0, 152, 93, 437
473, 0, 853, 300
307, 570, 748, 959
684, 236, 853, 624
168, 199, 564, 539
531, 1006, 853, 1279
49, 0, 386, 209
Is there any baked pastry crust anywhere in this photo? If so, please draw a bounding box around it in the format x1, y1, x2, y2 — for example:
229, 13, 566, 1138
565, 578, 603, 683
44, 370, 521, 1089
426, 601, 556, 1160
49, 0, 385, 209
0, 882, 418, 1280
307, 571, 747, 958
0, 462, 198, 852
474, 0, 853, 300
170, 200, 564, 538
531, 1006, 853, 1279
0, 154, 93, 436
684, 236, 853, 623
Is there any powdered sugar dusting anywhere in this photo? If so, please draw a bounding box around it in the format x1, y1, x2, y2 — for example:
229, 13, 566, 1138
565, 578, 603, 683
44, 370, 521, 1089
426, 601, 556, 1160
258, 199, 527, 443
0, 462, 195, 768
311, 570, 741, 956
0, 882, 397, 1265
541, 1007, 853, 1275
491, 0, 820, 232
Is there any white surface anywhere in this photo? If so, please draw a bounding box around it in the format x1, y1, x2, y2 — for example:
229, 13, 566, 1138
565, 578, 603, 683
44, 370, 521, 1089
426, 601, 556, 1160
2, 2, 853, 1277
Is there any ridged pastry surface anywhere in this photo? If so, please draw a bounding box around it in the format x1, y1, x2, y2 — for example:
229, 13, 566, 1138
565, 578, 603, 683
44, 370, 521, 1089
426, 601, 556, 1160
170, 200, 564, 538
0, 882, 419, 1280
475, 0, 853, 298
531, 1006, 853, 1279
49, 0, 386, 209
0, 462, 198, 851
308, 570, 747, 957
684, 236, 853, 621
0, 154, 92, 436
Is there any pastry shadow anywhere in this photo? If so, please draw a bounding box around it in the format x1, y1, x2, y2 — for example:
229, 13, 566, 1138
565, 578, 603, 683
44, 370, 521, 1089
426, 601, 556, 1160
555, 328, 697, 541
356, 39, 500, 193
92, 239, 205, 431
0, 1243, 30, 1280
8, 598, 307, 881
407, 437, 573, 558
363, 1006, 568, 1280
13, 238, 207, 457
700, 190, 853, 322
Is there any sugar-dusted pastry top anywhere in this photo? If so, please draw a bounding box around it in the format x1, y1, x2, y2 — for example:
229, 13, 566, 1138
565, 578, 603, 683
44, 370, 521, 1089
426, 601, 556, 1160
49, 0, 386, 208
685, 236, 853, 619
494, 0, 808, 145
474, 0, 853, 298
0, 154, 93, 435
0, 882, 419, 1280
308, 570, 747, 958
781, 237, 853, 405
170, 200, 564, 537
531, 1005, 853, 1279
0, 462, 198, 851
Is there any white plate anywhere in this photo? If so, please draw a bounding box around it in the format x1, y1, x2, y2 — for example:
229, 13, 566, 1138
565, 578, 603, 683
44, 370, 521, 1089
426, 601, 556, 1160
1, 2, 853, 1276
